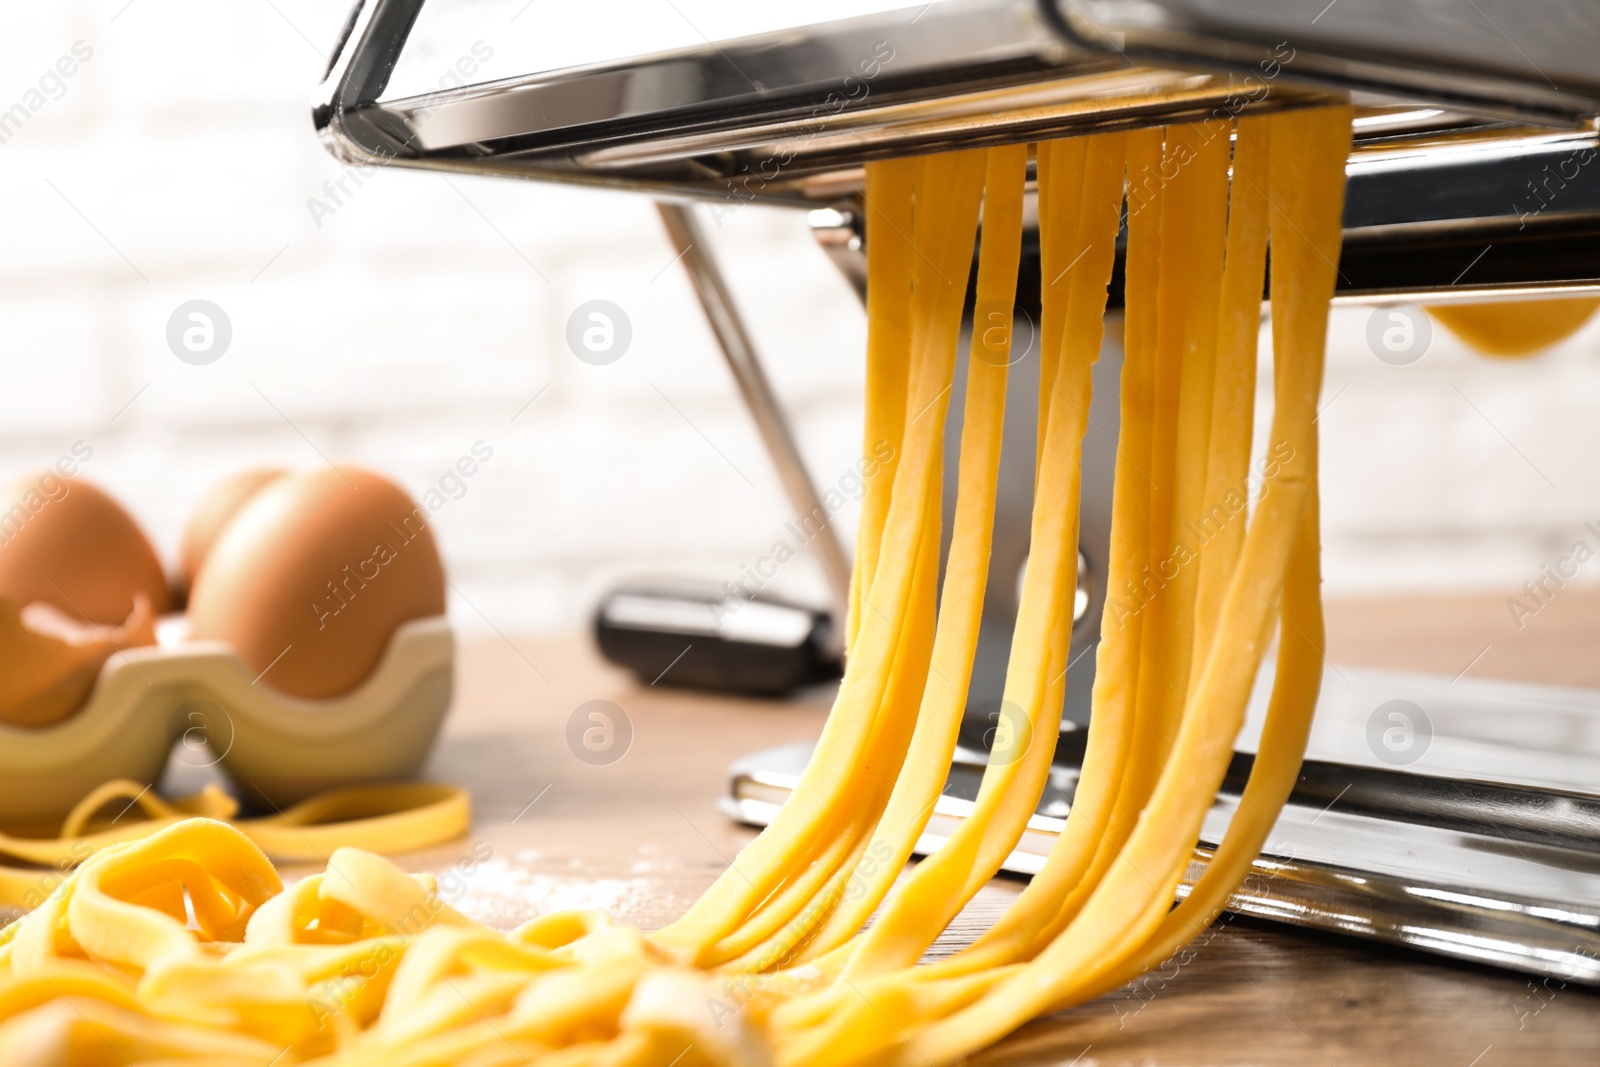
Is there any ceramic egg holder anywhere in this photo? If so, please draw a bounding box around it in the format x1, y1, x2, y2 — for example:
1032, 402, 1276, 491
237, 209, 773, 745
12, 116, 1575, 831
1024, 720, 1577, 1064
0, 616, 453, 825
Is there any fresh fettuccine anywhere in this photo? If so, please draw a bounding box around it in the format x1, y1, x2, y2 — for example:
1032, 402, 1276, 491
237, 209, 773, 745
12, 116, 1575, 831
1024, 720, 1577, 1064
0, 104, 1353, 1067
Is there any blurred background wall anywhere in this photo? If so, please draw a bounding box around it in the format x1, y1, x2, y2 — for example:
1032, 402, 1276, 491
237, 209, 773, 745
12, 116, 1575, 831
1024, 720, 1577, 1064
5, 0, 1600, 639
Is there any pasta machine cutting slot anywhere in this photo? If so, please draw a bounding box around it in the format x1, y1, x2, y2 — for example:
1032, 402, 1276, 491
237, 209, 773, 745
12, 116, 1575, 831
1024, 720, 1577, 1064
316, 0, 1600, 984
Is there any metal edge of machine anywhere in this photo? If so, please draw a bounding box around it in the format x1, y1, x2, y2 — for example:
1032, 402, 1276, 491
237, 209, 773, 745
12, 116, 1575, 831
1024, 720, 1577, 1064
721, 739, 1600, 986
311, 1, 1596, 201
1048, 0, 1600, 129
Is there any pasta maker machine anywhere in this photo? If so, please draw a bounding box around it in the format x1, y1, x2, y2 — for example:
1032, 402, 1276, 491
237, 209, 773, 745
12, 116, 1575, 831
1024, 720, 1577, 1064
315, 0, 1600, 984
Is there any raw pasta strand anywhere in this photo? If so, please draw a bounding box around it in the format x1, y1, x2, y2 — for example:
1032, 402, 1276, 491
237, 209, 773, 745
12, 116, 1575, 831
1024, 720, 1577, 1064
1190, 115, 1271, 665
1035, 137, 1089, 483
850, 157, 918, 653
1138, 121, 1231, 779
1167, 120, 1232, 701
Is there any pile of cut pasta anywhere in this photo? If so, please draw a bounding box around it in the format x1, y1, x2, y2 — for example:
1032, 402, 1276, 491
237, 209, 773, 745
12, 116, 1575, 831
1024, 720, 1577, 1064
0, 104, 1352, 1066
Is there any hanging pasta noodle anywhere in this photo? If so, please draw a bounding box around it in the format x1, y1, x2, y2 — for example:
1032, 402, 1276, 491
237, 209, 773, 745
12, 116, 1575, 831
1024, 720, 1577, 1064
1427, 296, 1600, 358
0, 104, 1354, 1067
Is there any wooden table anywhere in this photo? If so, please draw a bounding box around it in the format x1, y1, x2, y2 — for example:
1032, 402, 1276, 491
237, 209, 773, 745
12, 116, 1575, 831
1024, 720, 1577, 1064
393, 591, 1600, 1067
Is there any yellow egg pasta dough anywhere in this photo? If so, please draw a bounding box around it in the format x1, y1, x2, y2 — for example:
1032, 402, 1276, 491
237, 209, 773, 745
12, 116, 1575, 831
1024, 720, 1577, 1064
1429, 296, 1600, 358
0, 104, 1355, 1067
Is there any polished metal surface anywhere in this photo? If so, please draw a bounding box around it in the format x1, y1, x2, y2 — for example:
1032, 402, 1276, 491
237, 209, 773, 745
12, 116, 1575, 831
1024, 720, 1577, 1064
655, 203, 853, 639
316, 1, 1599, 204
808, 209, 867, 302
723, 666, 1600, 984
1053, 0, 1600, 126
388, 1, 1071, 157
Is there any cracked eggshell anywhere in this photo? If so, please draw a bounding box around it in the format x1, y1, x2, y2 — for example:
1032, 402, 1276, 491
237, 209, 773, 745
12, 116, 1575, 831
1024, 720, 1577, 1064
0, 474, 170, 625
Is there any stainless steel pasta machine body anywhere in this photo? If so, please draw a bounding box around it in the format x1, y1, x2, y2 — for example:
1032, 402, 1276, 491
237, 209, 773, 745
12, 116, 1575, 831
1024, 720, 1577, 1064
315, 0, 1600, 984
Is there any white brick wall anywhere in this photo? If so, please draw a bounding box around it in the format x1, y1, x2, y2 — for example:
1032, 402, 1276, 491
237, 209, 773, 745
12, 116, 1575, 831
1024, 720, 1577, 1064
1315, 306, 1600, 597
0, 0, 866, 635
3, 0, 1599, 636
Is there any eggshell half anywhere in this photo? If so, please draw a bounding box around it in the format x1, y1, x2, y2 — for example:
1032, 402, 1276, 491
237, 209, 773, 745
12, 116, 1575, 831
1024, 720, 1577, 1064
0, 474, 170, 625
0, 596, 157, 728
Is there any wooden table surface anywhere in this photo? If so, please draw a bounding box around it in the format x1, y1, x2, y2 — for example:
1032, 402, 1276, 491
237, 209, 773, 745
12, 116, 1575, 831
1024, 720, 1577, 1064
388, 591, 1600, 1067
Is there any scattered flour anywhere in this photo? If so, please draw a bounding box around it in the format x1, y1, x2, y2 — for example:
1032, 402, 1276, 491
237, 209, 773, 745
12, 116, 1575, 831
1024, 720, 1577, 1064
448, 853, 677, 932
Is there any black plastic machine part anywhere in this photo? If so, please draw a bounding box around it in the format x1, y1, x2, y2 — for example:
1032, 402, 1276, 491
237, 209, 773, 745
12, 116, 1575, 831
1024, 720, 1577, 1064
594, 584, 841, 696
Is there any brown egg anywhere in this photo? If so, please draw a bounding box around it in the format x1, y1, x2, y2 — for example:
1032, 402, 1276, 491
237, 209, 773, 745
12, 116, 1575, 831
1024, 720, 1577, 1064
175, 468, 287, 603
0, 473, 170, 625
186, 466, 446, 699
